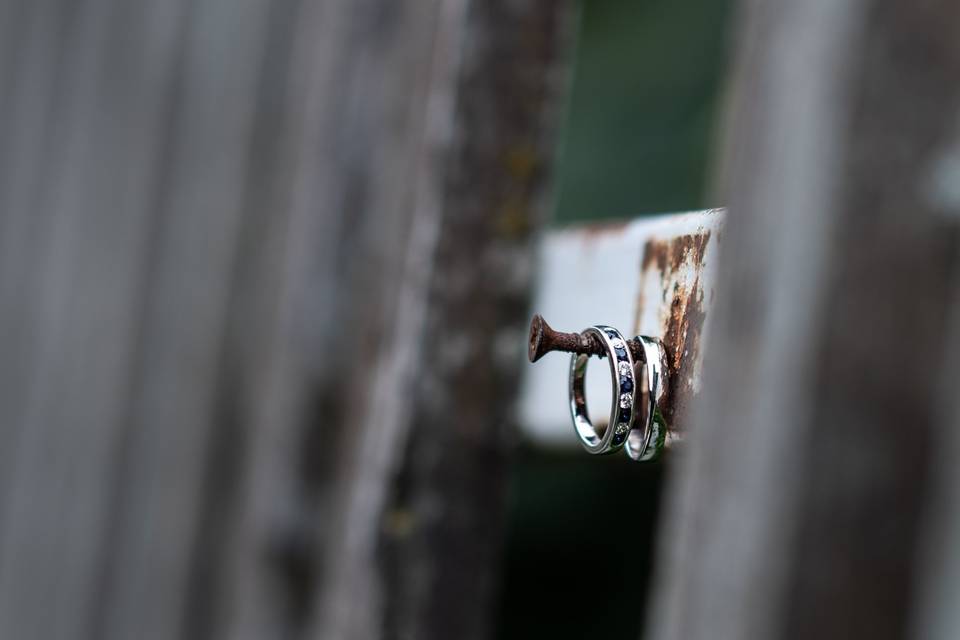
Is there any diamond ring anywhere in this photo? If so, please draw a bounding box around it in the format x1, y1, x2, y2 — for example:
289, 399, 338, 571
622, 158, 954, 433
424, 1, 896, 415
568, 325, 638, 455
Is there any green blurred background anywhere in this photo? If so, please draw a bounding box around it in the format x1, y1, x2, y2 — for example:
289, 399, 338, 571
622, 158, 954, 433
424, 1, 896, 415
554, 0, 731, 224
496, 1, 732, 637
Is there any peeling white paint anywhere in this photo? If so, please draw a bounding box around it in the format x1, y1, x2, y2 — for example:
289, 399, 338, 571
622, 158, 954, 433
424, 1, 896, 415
519, 209, 725, 447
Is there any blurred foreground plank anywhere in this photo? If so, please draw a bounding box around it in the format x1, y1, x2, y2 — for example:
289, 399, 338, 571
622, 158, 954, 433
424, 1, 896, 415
647, 2, 960, 639
0, 1, 574, 639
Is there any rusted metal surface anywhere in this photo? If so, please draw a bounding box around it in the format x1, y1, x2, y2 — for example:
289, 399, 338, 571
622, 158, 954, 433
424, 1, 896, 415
519, 209, 724, 447
528, 313, 628, 361
638, 230, 712, 432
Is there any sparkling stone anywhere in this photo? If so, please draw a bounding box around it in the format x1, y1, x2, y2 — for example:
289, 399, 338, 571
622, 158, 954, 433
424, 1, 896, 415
615, 422, 630, 435
618, 361, 632, 376
614, 347, 628, 359
620, 378, 633, 392
619, 393, 633, 409
610, 338, 624, 349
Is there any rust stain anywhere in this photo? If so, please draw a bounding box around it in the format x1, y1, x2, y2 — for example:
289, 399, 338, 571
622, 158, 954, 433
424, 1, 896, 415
576, 219, 631, 242
660, 280, 706, 430
637, 231, 711, 433
641, 238, 669, 274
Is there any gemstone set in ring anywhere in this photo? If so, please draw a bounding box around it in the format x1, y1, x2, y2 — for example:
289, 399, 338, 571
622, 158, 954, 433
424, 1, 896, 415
568, 325, 666, 460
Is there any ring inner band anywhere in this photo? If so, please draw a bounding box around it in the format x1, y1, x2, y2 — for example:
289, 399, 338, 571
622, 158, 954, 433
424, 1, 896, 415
625, 336, 664, 461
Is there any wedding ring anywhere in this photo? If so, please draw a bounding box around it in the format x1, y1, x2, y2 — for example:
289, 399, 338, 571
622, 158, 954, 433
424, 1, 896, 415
568, 325, 637, 454
625, 335, 667, 461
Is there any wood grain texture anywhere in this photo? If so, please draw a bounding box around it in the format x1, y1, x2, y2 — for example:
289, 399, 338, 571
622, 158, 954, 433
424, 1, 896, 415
0, 1, 574, 639
310, 2, 576, 639
648, 1, 960, 638
374, 3, 575, 638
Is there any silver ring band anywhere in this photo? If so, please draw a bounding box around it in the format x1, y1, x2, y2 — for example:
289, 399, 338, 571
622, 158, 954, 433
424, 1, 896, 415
625, 335, 667, 461
569, 325, 637, 454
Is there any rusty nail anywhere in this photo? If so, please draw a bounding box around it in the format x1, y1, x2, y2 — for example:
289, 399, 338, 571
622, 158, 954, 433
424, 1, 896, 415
527, 314, 643, 363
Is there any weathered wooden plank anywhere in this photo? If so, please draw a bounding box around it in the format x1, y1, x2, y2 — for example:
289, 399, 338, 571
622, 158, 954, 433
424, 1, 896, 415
0, 2, 574, 639
94, 0, 279, 637
0, 1, 192, 637
306, 0, 468, 636
209, 1, 477, 638
373, 2, 576, 636
310, 2, 576, 639
913, 283, 960, 640
647, 1, 960, 638
0, 1, 312, 638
